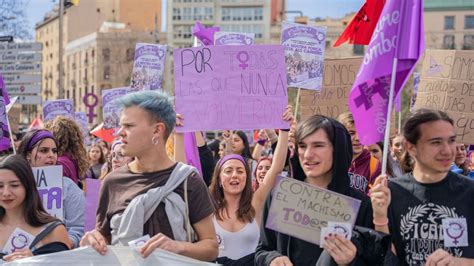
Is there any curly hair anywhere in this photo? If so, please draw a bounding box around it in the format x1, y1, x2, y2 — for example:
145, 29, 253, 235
45, 116, 89, 178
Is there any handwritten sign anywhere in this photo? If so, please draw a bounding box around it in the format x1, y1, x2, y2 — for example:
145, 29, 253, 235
214, 32, 255, 46
281, 22, 326, 90
42, 99, 74, 122
85, 179, 101, 232
173, 45, 289, 132
266, 178, 361, 245
102, 87, 129, 129
299, 58, 362, 120
32, 165, 64, 220
130, 43, 167, 91
414, 50, 474, 144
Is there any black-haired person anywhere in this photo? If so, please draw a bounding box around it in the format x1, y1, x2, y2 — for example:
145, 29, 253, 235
0, 155, 71, 262
371, 109, 474, 265
222, 130, 257, 177
255, 115, 373, 266
17, 129, 85, 248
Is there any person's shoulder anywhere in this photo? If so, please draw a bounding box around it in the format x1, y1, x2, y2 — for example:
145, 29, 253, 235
449, 171, 474, 189
388, 173, 412, 188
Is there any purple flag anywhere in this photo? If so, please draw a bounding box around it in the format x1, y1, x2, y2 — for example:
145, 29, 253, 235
0, 74, 11, 106
0, 86, 11, 152
192, 21, 220, 46
348, 0, 424, 145
184, 133, 203, 177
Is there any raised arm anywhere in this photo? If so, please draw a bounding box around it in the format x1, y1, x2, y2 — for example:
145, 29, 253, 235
253, 105, 293, 224
173, 114, 186, 163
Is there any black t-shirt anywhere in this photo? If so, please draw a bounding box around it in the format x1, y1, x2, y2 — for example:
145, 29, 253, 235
388, 172, 474, 265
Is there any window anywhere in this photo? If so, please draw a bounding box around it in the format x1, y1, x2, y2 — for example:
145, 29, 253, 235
444, 16, 454, 30
466, 15, 474, 29
103, 48, 110, 61
173, 8, 181, 20
353, 45, 365, 55
104, 65, 110, 80
463, 35, 474, 50
443, 35, 455, 49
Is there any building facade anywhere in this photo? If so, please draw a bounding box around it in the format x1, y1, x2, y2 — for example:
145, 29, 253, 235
424, 0, 474, 50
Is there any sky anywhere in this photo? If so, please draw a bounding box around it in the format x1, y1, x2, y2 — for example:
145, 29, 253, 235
24, 0, 364, 40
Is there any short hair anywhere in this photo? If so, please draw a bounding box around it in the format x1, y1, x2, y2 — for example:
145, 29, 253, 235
117, 91, 176, 140
337, 112, 355, 128
296, 115, 335, 147
403, 109, 454, 145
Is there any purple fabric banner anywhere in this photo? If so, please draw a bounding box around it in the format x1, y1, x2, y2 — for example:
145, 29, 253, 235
0, 74, 10, 106
184, 133, 203, 177
84, 179, 101, 232
43, 99, 74, 122
348, 0, 424, 145
174, 45, 289, 132
130, 43, 167, 91
0, 85, 11, 152
102, 87, 130, 129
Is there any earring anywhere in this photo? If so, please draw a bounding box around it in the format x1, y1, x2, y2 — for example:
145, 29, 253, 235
151, 136, 159, 146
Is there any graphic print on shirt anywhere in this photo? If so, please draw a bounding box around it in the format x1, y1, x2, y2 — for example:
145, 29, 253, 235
348, 172, 368, 193
400, 203, 463, 265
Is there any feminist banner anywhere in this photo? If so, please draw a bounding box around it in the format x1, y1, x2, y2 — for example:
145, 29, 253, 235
414, 50, 474, 144
214, 32, 255, 46
0, 77, 11, 152
32, 166, 64, 220
173, 45, 289, 132
266, 178, 361, 245
102, 87, 130, 129
130, 43, 167, 91
411, 72, 420, 111
43, 99, 74, 122
75, 112, 91, 145
281, 22, 326, 90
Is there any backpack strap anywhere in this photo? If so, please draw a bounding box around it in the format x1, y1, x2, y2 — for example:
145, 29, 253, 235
29, 220, 64, 250
369, 156, 378, 178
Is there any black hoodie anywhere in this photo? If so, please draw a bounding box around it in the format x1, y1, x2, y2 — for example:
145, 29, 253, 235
255, 118, 374, 266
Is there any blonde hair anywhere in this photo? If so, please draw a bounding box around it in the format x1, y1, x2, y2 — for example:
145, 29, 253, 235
45, 116, 89, 178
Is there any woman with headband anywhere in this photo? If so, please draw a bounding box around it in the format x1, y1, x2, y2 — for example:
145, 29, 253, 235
18, 129, 85, 248
0, 155, 71, 262
208, 106, 293, 265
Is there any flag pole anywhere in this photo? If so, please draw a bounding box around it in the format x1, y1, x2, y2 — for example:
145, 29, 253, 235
398, 110, 402, 133
6, 114, 16, 154
381, 58, 398, 176
294, 88, 301, 118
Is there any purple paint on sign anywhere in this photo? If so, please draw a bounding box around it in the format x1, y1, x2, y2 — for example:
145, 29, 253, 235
173, 45, 289, 132
83, 93, 99, 123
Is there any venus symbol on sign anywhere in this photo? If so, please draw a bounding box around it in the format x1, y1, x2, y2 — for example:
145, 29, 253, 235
237, 51, 250, 70
83, 93, 98, 123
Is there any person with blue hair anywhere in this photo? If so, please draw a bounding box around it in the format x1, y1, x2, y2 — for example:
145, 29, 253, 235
80, 91, 218, 261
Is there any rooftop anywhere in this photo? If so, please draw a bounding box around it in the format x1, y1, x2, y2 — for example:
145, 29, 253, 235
425, 0, 474, 11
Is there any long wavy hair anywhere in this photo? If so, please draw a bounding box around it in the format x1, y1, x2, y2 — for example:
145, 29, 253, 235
0, 155, 57, 226
45, 116, 89, 178
209, 158, 255, 223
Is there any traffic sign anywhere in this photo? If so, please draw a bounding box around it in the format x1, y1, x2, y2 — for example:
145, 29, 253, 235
0, 36, 13, 42
3, 74, 42, 84
6, 84, 41, 94
16, 95, 42, 105
0, 52, 42, 63
0, 62, 41, 73
0, 43, 42, 52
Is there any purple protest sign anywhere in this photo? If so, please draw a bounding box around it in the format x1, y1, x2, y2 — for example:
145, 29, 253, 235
0, 86, 11, 152
102, 87, 130, 129
174, 45, 289, 132
214, 32, 255, 46
83, 93, 98, 123
32, 166, 64, 220
130, 43, 167, 91
75, 112, 91, 146
184, 133, 203, 177
410, 72, 420, 111
348, 0, 424, 145
85, 179, 101, 232
281, 22, 327, 90
42, 99, 74, 122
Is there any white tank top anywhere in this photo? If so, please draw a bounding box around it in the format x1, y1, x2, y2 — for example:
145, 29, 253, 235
213, 215, 260, 260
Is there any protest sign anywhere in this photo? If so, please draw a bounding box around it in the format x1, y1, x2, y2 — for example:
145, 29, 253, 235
102, 87, 129, 129
414, 50, 474, 144
130, 43, 167, 91
75, 112, 91, 145
174, 45, 289, 132
85, 179, 101, 232
42, 99, 74, 122
214, 32, 255, 46
32, 165, 64, 220
281, 22, 326, 90
299, 57, 362, 120
411, 72, 420, 111
266, 178, 361, 245
0, 86, 11, 152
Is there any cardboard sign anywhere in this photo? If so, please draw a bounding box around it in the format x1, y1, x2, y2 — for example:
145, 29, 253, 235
173, 45, 289, 132
414, 50, 474, 144
299, 57, 363, 120
266, 178, 361, 245
281, 22, 327, 90
32, 166, 64, 220
84, 179, 101, 232
42, 99, 74, 122
214, 32, 255, 46
102, 87, 130, 130
130, 43, 167, 91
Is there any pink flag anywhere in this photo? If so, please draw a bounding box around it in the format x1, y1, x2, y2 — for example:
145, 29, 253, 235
348, 0, 424, 145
